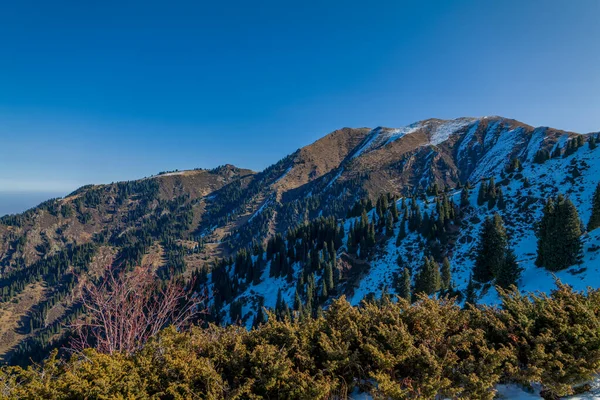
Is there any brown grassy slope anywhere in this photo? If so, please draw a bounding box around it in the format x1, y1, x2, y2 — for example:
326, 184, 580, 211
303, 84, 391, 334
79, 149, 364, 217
273, 127, 371, 193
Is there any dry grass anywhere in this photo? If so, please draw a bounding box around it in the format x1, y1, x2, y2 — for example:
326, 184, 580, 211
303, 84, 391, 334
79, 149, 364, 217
0, 282, 46, 358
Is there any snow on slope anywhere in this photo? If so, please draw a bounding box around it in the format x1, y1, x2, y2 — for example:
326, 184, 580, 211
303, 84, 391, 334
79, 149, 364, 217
354, 134, 600, 305
427, 117, 476, 146
350, 124, 421, 159
350, 118, 482, 160
217, 125, 599, 319
207, 121, 600, 398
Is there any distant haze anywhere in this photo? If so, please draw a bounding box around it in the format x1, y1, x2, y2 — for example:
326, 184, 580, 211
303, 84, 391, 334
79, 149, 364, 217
0, 192, 65, 217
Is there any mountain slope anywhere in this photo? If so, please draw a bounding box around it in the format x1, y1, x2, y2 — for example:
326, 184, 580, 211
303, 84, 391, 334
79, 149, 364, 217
0, 116, 598, 365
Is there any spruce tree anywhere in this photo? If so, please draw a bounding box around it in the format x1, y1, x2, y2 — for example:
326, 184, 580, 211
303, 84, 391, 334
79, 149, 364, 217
441, 257, 451, 290
324, 262, 334, 291
473, 214, 508, 283
477, 181, 488, 206
589, 134, 597, 150
385, 211, 394, 237
253, 299, 268, 328
275, 289, 283, 317
396, 215, 407, 245
552, 144, 562, 158
587, 183, 600, 232
464, 274, 476, 306
497, 188, 506, 210
534, 149, 550, 164
536, 195, 583, 271
320, 279, 328, 301
414, 257, 441, 296
495, 248, 521, 289
391, 200, 399, 222
399, 267, 411, 301
460, 187, 470, 208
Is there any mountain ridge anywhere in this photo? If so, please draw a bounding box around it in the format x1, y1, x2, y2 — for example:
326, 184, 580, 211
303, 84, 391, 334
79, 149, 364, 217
1, 115, 598, 366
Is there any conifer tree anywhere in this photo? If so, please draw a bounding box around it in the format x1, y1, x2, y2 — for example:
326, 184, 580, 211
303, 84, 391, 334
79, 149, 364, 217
464, 273, 476, 306
253, 299, 268, 328
552, 144, 562, 158
473, 214, 508, 283
587, 183, 600, 232
390, 200, 399, 222
396, 215, 407, 245
534, 149, 551, 164
441, 257, 452, 290
495, 248, 522, 289
536, 195, 583, 271
399, 267, 411, 301
497, 188, 506, 210
324, 262, 334, 291
414, 257, 441, 295
293, 289, 302, 311
487, 178, 497, 209
320, 279, 328, 301
385, 211, 394, 237
477, 181, 488, 206
589, 135, 597, 150
275, 289, 283, 317
367, 221, 376, 247
461, 186, 470, 209
506, 157, 522, 173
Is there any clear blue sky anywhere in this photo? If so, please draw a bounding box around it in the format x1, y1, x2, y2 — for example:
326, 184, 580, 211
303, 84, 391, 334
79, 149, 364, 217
1, 0, 599, 194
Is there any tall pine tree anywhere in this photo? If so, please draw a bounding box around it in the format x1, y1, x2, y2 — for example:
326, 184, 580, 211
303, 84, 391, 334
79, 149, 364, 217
473, 214, 508, 283
536, 195, 583, 271
414, 257, 441, 296
587, 183, 600, 232
495, 248, 522, 289
399, 267, 411, 301
441, 257, 452, 290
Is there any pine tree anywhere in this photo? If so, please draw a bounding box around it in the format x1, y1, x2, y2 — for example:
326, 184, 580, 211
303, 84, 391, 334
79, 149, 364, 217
497, 188, 506, 210
552, 144, 562, 158
487, 178, 497, 209
534, 149, 550, 164
473, 214, 508, 283
399, 267, 411, 301
324, 262, 334, 291
391, 200, 399, 222
590, 135, 597, 150
253, 299, 268, 328
293, 289, 302, 311
396, 215, 407, 245
536, 195, 583, 271
464, 274, 476, 306
587, 183, 600, 232
385, 211, 394, 237
275, 289, 283, 317
477, 181, 488, 206
414, 257, 441, 296
461, 187, 470, 208
495, 248, 522, 289
506, 157, 521, 173
441, 257, 451, 290
320, 279, 328, 301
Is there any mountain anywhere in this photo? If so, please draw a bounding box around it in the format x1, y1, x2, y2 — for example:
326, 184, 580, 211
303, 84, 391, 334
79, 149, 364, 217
1, 116, 598, 365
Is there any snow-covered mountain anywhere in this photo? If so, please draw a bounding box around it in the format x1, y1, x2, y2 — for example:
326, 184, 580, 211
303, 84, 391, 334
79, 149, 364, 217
199, 116, 599, 327
2, 115, 599, 367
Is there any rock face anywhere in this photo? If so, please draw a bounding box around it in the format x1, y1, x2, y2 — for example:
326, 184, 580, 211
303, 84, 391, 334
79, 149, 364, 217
0, 115, 597, 363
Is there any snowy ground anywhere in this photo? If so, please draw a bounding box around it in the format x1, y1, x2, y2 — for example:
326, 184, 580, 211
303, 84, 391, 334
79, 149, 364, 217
212, 128, 600, 398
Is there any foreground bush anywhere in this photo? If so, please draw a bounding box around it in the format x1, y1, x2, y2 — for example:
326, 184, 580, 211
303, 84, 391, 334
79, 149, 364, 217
479, 283, 600, 397
2, 283, 600, 399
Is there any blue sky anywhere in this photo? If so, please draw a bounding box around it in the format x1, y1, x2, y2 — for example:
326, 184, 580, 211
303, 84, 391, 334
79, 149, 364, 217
0, 0, 599, 194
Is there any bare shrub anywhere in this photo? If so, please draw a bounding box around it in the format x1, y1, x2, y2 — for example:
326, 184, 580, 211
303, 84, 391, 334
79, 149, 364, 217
72, 266, 205, 355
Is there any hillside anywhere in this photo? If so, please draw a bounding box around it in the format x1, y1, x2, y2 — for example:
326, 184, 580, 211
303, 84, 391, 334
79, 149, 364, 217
1, 116, 599, 369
